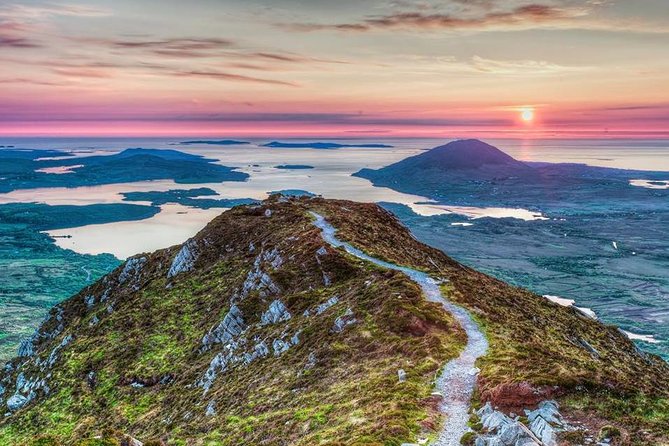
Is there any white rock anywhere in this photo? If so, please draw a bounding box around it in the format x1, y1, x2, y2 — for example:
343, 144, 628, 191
201, 305, 245, 350
397, 369, 407, 383
205, 400, 216, 417
261, 300, 292, 325
167, 240, 198, 278
119, 256, 146, 284
315, 296, 339, 315
6, 394, 28, 412
331, 308, 357, 333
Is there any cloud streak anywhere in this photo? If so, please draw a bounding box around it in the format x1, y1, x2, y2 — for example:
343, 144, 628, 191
278, 2, 665, 34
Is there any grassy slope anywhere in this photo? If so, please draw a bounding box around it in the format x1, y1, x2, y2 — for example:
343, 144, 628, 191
0, 197, 465, 446
310, 198, 669, 444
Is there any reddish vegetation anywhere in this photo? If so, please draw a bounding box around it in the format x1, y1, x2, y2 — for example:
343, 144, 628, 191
480, 381, 562, 411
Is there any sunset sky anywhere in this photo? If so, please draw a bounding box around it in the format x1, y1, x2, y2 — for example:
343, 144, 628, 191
1, 0, 668, 137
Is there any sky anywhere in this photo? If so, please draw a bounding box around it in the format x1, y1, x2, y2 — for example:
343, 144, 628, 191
1, 0, 668, 138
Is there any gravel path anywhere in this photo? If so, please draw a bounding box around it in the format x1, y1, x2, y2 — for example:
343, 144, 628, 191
311, 212, 489, 446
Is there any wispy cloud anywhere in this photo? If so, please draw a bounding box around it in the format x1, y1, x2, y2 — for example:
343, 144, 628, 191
0, 3, 111, 20
469, 55, 590, 74
0, 77, 66, 86
0, 20, 41, 48
171, 70, 298, 87
278, 1, 664, 34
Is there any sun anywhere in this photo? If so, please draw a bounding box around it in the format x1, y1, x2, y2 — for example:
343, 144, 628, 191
520, 107, 535, 123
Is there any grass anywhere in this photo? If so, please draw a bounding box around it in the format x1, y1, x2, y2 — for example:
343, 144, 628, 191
3, 196, 667, 444
0, 197, 465, 445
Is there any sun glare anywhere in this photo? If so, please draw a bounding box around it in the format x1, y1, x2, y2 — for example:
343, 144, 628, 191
520, 108, 535, 123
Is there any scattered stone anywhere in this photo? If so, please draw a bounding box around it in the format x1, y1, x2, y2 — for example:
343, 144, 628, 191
305, 352, 317, 369
315, 296, 339, 315
6, 394, 28, 411
397, 369, 407, 383
264, 209, 272, 217
272, 338, 291, 356
205, 400, 216, 417
84, 295, 96, 309
331, 308, 357, 333
526, 400, 561, 426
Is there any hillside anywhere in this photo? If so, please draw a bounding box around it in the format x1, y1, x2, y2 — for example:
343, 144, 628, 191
0, 196, 667, 445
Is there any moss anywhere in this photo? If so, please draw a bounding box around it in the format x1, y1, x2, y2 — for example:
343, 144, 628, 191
3, 197, 667, 445
460, 431, 476, 446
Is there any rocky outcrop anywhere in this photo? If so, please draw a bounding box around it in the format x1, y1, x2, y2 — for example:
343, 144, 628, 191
240, 250, 281, 298
167, 239, 198, 278
473, 401, 564, 446
260, 300, 291, 325
200, 305, 245, 352
119, 256, 147, 284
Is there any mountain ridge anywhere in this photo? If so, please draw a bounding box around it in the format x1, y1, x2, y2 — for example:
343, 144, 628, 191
0, 196, 667, 445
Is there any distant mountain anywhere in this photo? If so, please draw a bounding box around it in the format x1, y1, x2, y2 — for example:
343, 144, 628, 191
0, 196, 667, 445
393, 139, 526, 170
354, 139, 668, 208
176, 140, 250, 146
263, 141, 393, 149
355, 139, 533, 186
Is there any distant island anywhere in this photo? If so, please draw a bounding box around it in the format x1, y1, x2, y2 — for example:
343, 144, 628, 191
355, 138, 669, 360
267, 189, 316, 197
175, 140, 250, 145
122, 187, 258, 209
262, 141, 393, 149
0, 147, 248, 194
274, 164, 314, 170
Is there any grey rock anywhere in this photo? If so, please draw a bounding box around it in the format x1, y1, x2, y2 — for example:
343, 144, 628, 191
498, 422, 528, 445
6, 394, 28, 411
315, 296, 339, 315
481, 410, 512, 432
84, 294, 96, 309
44, 334, 73, 369
119, 256, 147, 284
167, 239, 198, 278
272, 338, 291, 356
398, 369, 407, 383
530, 415, 557, 446
263, 248, 284, 269
206, 400, 216, 417
477, 401, 494, 418
316, 246, 328, 256
261, 300, 291, 325
291, 331, 301, 346
264, 209, 272, 217
305, 352, 317, 369
201, 305, 245, 351
241, 254, 281, 298
331, 308, 357, 333
17, 337, 35, 358
89, 315, 99, 326
244, 341, 269, 364
527, 400, 561, 426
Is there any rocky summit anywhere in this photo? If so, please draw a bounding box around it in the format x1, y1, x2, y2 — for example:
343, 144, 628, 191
0, 196, 667, 446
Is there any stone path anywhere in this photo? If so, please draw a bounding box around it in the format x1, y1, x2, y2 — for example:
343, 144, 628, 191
311, 212, 489, 446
